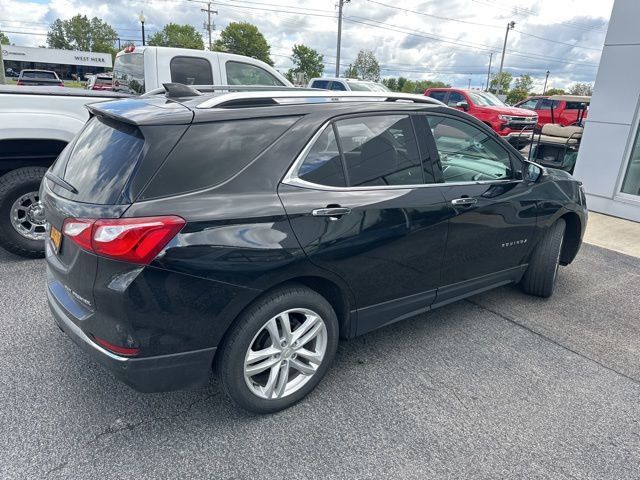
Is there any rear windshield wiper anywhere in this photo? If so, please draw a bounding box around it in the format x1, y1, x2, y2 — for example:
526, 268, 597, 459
45, 171, 78, 194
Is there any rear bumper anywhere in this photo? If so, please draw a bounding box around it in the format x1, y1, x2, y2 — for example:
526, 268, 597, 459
48, 286, 216, 393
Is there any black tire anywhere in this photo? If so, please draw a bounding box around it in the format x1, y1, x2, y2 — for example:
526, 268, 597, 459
521, 218, 566, 298
217, 285, 339, 414
0, 167, 48, 258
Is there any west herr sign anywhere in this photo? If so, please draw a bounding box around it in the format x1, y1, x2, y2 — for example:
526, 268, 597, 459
1, 45, 112, 68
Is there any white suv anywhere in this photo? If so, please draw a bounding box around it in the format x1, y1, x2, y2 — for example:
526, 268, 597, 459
308, 77, 390, 92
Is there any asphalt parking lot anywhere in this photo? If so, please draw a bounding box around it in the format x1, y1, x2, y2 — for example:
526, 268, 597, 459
1, 243, 639, 479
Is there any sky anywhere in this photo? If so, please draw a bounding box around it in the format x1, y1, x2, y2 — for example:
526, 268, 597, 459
0, 0, 614, 90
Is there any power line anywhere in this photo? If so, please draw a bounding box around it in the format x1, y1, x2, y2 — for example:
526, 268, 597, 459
367, 0, 603, 52
513, 29, 602, 51
343, 17, 599, 67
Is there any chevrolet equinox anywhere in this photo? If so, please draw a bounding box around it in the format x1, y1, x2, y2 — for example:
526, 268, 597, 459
43, 86, 587, 413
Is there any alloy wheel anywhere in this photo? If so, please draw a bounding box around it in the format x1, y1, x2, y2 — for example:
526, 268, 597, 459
244, 308, 327, 400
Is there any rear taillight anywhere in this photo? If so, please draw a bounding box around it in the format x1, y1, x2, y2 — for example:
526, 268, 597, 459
16, 80, 23, 86
62, 216, 185, 264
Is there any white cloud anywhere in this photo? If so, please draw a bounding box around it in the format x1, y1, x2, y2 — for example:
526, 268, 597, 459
1, 0, 613, 88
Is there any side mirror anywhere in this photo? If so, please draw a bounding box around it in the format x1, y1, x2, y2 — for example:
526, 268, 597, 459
456, 101, 470, 111
524, 163, 543, 183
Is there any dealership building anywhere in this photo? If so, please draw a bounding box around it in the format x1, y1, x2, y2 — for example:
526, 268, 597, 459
574, 0, 640, 222
1, 44, 112, 80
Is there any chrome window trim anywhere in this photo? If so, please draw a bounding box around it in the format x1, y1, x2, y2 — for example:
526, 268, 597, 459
281, 117, 520, 192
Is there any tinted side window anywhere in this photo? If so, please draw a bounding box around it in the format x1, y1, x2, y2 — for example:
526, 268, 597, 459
427, 116, 513, 182
447, 92, 466, 107
335, 115, 422, 187
330, 81, 346, 91
428, 91, 447, 102
565, 101, 586, 110
142, 117, 297, 199
170, 56, 213, 85
297, 126, 346, 187
226, 61, 284, 86
311, 80, 329, 89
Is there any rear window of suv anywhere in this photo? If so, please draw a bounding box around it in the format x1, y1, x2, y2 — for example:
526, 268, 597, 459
140, 117, 298, 199
54, 116, 145, 204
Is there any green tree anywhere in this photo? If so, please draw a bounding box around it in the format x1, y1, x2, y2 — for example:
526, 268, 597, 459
148, 23, 204, 49
544, 87, 565, 96
505, 74, 534, 103
400, 80, 416, 93
343, 64, 358, 78
214, 22, 273, 66
0, 31, 10, 45
396, 77, 409, 91
382, 78, 397, 91
47, 15, 117, 55
568, 82, 593, 96
506, 88, 529, 104
285, 44, 323, 84
489, 71, 512, 94
347, 49, 380, 81
513, 74, 533, 93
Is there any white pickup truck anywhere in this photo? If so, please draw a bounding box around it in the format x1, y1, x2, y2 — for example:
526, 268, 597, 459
0, 46, 291, 257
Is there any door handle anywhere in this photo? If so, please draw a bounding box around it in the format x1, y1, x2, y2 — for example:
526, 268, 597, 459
451, 197, 478, 206
311, 207, 351, 219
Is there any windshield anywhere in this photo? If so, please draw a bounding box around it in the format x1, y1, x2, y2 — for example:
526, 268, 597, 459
113, 53, 145, 94
467, 91, 506, 107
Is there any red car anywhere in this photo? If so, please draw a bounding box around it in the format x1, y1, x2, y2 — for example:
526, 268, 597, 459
424, 88, 537, 148
514, 95, 590, 129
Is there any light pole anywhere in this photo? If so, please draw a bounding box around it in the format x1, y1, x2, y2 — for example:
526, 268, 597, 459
335, 0, 350, 77
497, 21, 515, 95
543, 70, 550, 94
139, 11, 146, 46
468, 78, 471, 89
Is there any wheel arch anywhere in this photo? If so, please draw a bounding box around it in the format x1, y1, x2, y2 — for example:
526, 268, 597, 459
211, 274, 355, 369
559, 211, 582, 265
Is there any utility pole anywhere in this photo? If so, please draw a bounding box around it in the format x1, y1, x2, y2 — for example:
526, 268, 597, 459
201, 2, 218, 51
485, 52, 493, 91
497, 21, 515, 95
335, 0, 350, 77
543, 70, 550, 94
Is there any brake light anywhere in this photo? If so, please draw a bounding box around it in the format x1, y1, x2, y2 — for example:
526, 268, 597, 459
62, 216, 185, 264
92, 335, 140, 356
16, 79, 23, 86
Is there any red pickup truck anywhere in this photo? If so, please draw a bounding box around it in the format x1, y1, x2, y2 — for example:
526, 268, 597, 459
424, 88, 537, 148
514, 95, 589, 129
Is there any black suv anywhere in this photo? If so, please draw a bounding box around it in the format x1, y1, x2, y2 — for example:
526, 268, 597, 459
43, 87, 587, 413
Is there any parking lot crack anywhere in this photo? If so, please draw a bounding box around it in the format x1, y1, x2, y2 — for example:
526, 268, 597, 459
466, 299, 640, 388
44, 392, 219, 477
